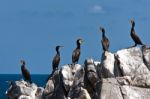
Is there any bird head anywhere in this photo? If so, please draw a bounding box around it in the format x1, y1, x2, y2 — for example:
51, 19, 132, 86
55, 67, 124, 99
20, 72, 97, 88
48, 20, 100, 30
130, 19, 135, 27
99, 27, 105, 33
77, 38, 84, 45
56, 45, 64, 51
20, 60, 25, 65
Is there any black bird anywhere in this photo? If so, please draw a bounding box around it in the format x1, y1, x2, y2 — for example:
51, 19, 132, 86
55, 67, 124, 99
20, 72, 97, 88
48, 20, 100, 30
99, 27, 110, 52
72, 38, 84, 64
130, 20, 143, 46
20, 60, 32, 83
52, 45, 63, 71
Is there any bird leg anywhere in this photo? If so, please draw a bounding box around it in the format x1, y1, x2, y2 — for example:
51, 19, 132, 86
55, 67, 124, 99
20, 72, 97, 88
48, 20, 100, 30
134, 43, 137, 47
127, 44, 137, 49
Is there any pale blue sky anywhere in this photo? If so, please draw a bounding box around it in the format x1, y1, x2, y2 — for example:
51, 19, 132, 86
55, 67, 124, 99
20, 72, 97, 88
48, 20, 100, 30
0, 0, 150, 74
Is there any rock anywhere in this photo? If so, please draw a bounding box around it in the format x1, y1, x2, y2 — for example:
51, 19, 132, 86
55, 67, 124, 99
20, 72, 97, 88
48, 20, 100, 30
62, 64, 87, 98
100, 78, 123, 99
43, 79, 54, 98
43, 70, 59, 97
101, 78, 150, 99
6, 80, 44, 99
84, 58, 101, 99
61, 64, 75, 92
6, 45, 150, 99
61, 64, 84, 92
115, 46, 150, 76
116, 74, 150, 88
100, 51, 115, 78
43, 64, 86, 99
142, 45, 150, 70
18, 95, 31, 99
68, 87, 91, 99
43, 70, 66, 99
121, 85, 150, 99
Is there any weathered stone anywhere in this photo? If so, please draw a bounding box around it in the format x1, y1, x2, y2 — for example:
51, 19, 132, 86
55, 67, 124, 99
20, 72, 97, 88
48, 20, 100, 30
84, 58, 101, 99
116, 46, 150, 76
18, 95, 31, 99
100, 78, 123, 99
43, 70, 67, 99
43, 79, 54, 97
61, 64, 84, 92
100, 51, 115, 78
121, 85, 150, 99
6, 80, 44, 99
142, 45, 150, 70
68, 87, 91, 99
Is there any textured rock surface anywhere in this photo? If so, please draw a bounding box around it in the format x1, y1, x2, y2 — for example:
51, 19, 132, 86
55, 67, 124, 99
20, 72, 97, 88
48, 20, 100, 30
5, 80, 44, 99
121, 85, 150, 99
115, 46, 150, 76
100, 51, 115, 78
84, 58, 101, 99
142, 45, 150, 70
6, 45, 150, 99
100, 78, 123, 99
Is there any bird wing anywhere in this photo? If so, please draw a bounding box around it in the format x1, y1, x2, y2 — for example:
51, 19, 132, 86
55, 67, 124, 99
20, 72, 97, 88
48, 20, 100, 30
101, 37, 109, 51
72, 49, 80, 63
131, 29, 143, 44
22, 66, 31, 81
52, 55, 60, 69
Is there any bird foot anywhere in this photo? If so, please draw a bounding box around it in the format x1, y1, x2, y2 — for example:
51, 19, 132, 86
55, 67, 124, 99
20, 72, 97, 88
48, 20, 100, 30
127, 45, 136, 49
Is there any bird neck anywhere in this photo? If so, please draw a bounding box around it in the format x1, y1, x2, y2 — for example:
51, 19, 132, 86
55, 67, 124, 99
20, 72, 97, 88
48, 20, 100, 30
132, 23, 135, 28
56, 49, 60, 55
77, 44, 81, 49
21, 65, 25, 69
102, 32, 106, 38
131, 27, 135, 34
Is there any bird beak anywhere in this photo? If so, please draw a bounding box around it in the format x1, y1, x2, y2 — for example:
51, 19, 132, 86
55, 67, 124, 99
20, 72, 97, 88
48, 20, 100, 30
81, 40, 84, 44
130, 20, 133, 24
20, 60, 25, 65
99, 27, 103, 32
60, 46, 64, 48
20, 60, 22, 65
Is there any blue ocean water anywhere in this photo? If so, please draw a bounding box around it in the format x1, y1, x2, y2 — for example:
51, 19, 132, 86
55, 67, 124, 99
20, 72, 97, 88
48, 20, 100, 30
0, 74, 48, 99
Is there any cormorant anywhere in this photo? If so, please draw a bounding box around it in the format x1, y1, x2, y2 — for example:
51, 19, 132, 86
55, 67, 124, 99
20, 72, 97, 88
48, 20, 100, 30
99, 27, 110, 52
130, 20, 143, 46
72, 38, 84, 64
47, 46, 63, 81
52, 45, 63, 71
20, 60, 32, 83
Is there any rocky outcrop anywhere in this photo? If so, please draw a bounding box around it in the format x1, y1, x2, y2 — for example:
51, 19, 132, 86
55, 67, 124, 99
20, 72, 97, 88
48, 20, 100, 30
6, 45, 150, 99
5, 80, 44, 99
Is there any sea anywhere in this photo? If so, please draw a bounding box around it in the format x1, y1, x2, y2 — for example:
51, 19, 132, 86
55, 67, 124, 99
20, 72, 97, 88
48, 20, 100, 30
0, 74, 48, 99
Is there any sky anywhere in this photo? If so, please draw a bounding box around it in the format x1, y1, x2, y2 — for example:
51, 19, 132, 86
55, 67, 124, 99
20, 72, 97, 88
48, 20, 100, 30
0, 0, 150, 74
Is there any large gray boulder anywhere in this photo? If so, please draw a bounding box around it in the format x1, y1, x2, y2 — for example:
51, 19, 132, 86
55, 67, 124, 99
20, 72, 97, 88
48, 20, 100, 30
84, 58, 101, 99
61, 64, 90, 99
98, 77, 150, 99
68, 87, 91, 99
61, 64, 84, 92
100, 52, 115, 78
115, 46, 150, 76
142, 45, 150, 70
100, 78, 123, 99
121, 85, 150, 99
43, 70, 66, 99
5, 80, 44, 99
